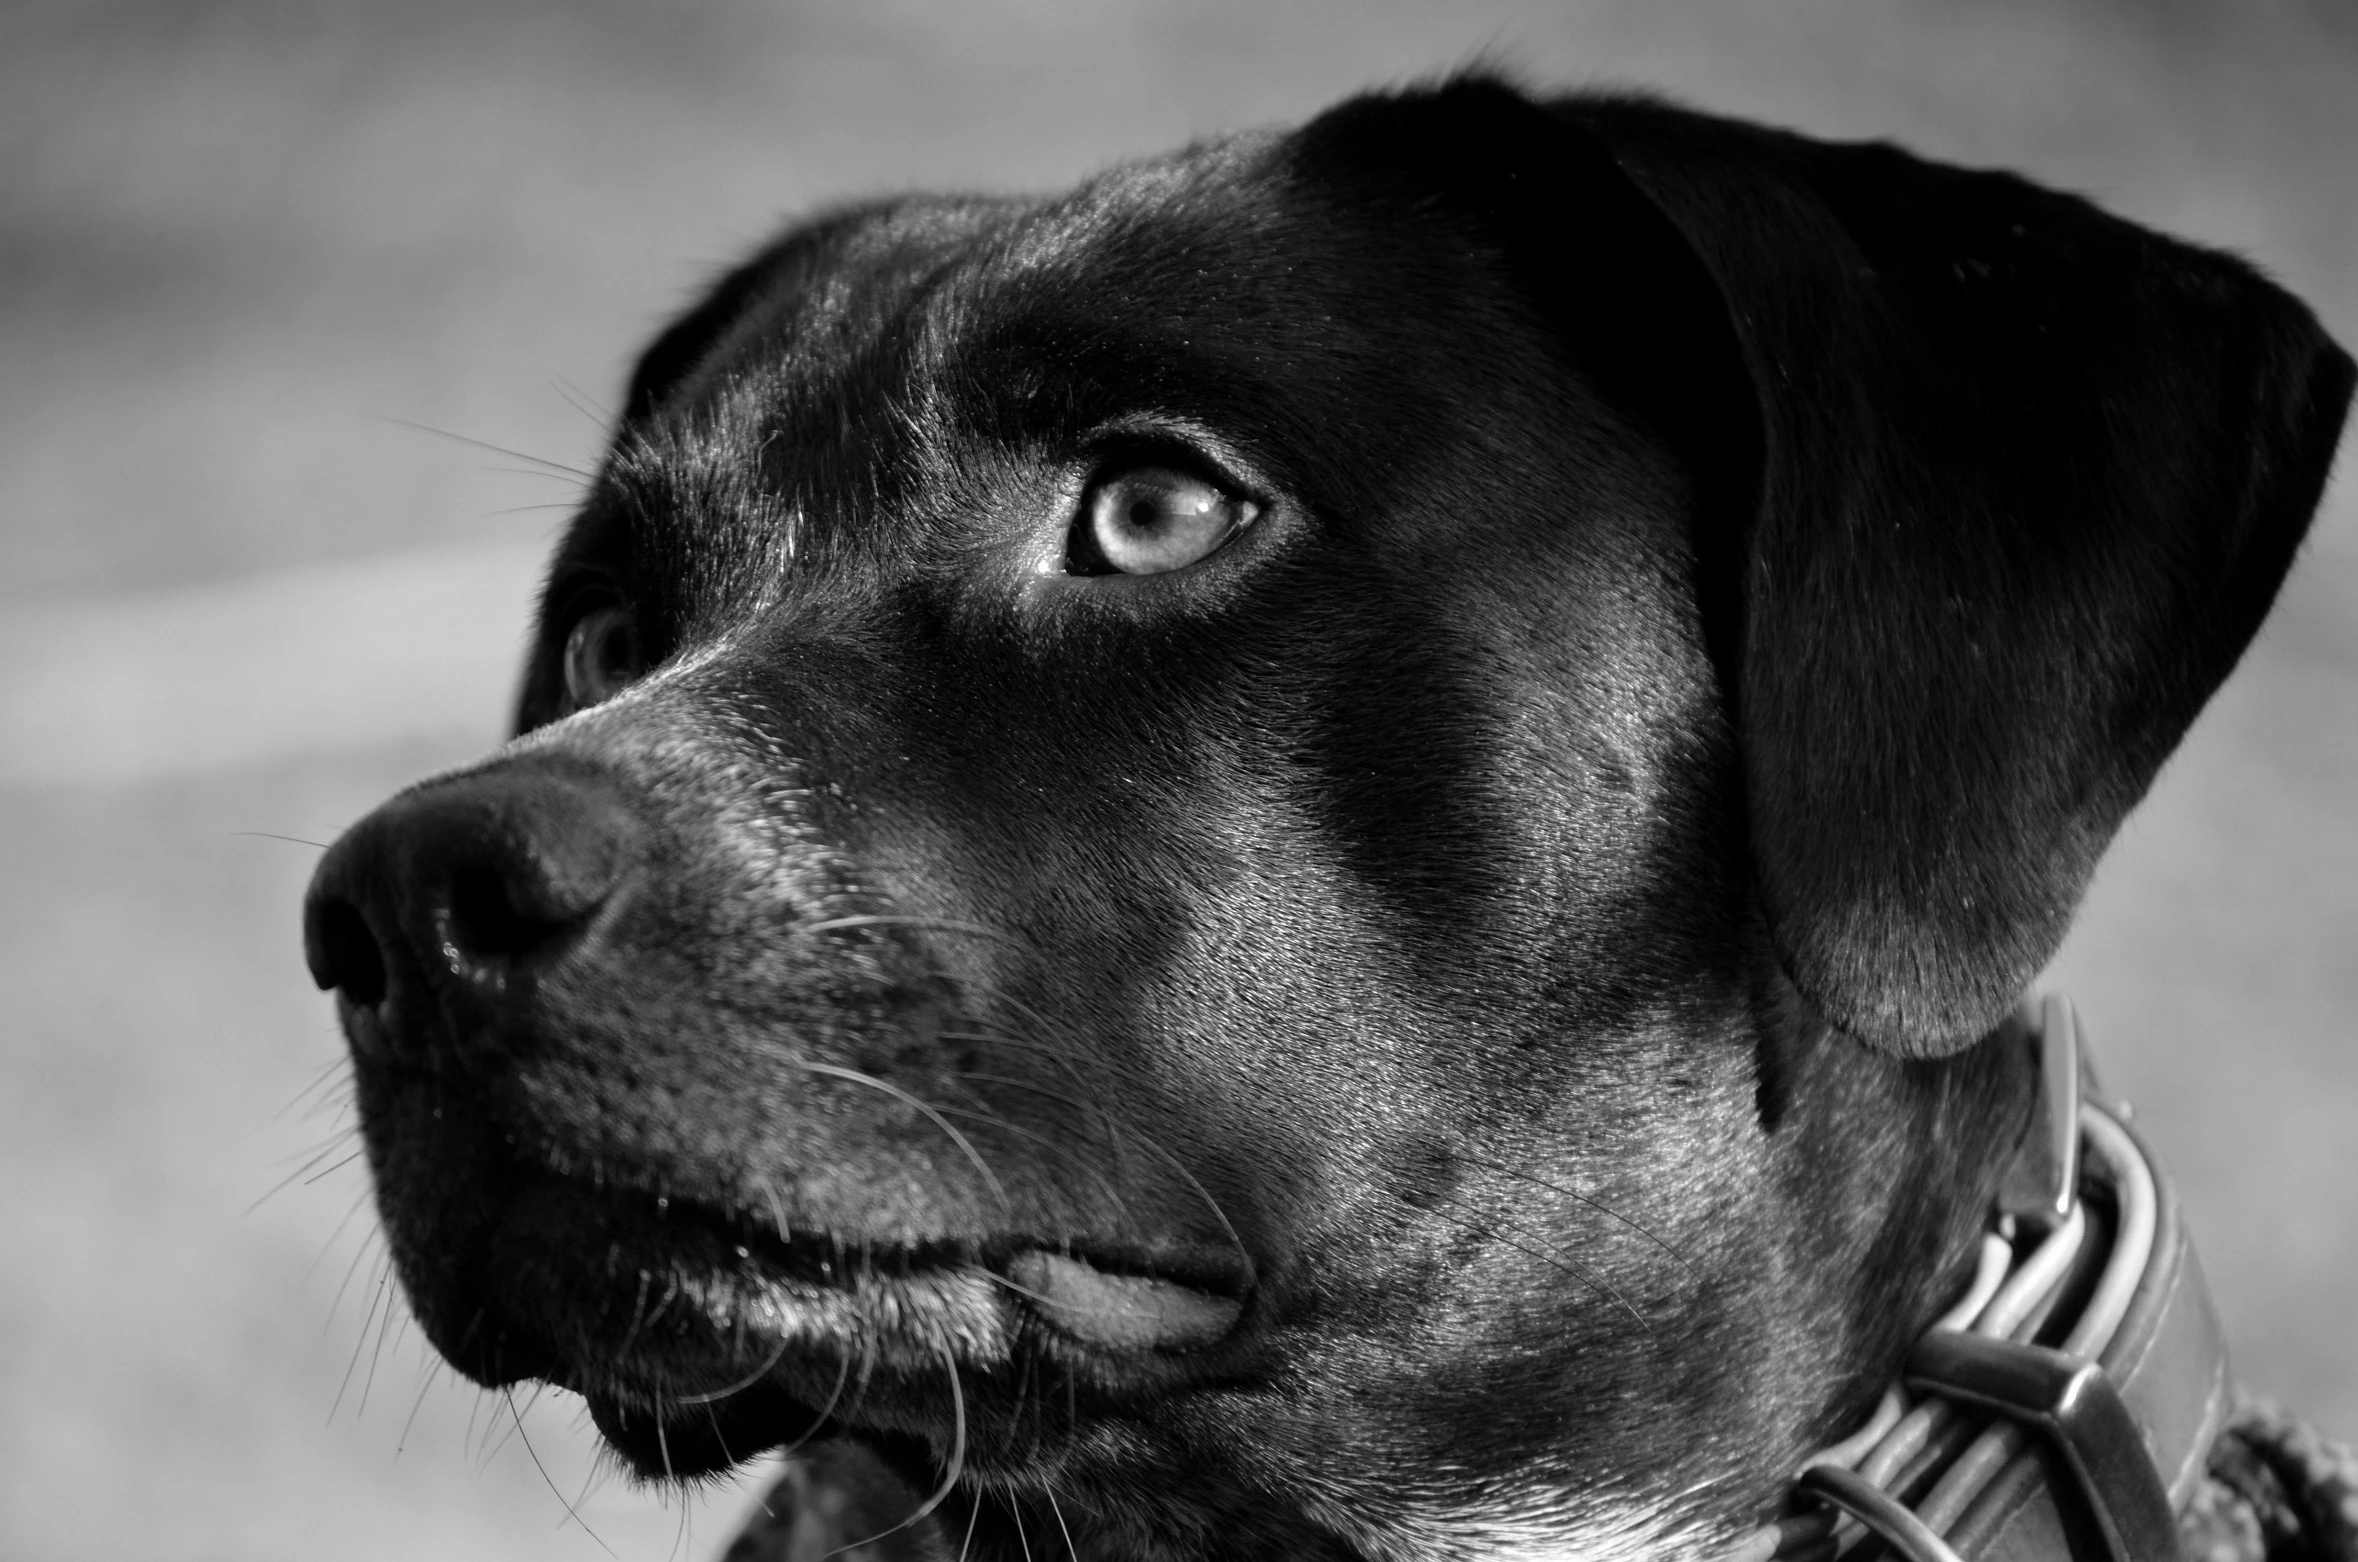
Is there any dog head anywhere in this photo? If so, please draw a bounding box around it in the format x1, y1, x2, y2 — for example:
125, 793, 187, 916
303, 78, 2349, 1557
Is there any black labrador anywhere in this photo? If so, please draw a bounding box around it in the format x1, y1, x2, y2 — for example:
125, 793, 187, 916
303, 77, 2353, 1560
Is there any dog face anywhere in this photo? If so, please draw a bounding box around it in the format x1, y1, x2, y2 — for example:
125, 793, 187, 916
304, 80, 2351, 1558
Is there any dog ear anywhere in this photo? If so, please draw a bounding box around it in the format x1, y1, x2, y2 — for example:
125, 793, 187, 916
1297, 78, 2354, 1056
617, 203, 914, 425
617, 231, 820, 426
619, 258, 777, 426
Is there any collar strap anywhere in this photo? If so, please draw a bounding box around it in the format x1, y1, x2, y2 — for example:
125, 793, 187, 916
1721, 996, 2234, 1562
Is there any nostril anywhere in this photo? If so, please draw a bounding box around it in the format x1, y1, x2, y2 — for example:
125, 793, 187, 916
444, 863, 578, 964
304, 769, 638, 1006
309, 898, 388, 1007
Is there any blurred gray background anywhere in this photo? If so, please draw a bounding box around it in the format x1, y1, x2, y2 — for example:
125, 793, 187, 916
2, 2, 2352, 1558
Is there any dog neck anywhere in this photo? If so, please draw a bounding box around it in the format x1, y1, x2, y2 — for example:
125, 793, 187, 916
1725, 998, 2232, 1562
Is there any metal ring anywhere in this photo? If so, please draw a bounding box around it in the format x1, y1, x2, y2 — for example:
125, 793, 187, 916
1796, 1465, 1968, 1562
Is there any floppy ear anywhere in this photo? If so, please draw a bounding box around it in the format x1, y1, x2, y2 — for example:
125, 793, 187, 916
617, 200, 943, 425
618, 252, 784, 426
615, 219, 854, 426
1299, 79, 2354, 1056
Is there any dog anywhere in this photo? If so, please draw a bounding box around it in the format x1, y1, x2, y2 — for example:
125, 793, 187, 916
302, 76, 2354, 1560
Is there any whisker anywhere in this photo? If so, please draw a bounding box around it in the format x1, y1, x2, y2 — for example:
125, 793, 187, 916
1138, 1146, 1250, 1285
324, 1230, 379, 1334
1420, 1195, 1652, 1334
938, 1065, 1101, 1119
562, 1455, 608, 1535
450, 1307, 488, 1359
551, 374, 615, 427
1455, 1151, 1700, 1279
646, 1273, 681, 1332
936, 1034, 1136, 1171
231, 829, 331, 850
701, 1401, 738, 1468
938, 1024, 1248, 1275
480, 465, 582, 485
952, 1004, 1192, 1182
673, 1328, 796, 1405
936, 1028, 1127, 1097
848, 1338, 877, 1427
1047, 1486, 1080, 1559
273, 1122, 361, 1167
481, 1381, 539, 1465
789, 1060, 1007, 1208
933, 1097, 1131, 1218
356, 1276, 405, 1417
329, 1266, 390, 1423
276, 1055, 351, 1121
1010, 1340, 1038, 1455
396, 1356, 441, 1455
935, 1027, 1080, 1068
302, 1146, 369, 1188
761, 1178, 792, 1243
295, 1080, 357, 1127
973, 994, 1101, 1071
507, 1387, 618, 1557
1010, 1489, 1035, 1562
617, 1270, 655, 1358
829, 1339, 966, 1558
247, 1130, 362, 1214
801, 914, 1024, 944
302, 1187, 374, 1287
976, 1270, 1064, 1309
363, 415, 596, 479
772, 1351, 852, 1463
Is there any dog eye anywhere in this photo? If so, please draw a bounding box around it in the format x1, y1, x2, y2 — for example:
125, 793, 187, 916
561, 603, 643, 709
1070, 466, 1258, 576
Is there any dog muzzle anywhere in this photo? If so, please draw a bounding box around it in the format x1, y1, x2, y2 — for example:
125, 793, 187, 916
1722, 996, 2232, 1562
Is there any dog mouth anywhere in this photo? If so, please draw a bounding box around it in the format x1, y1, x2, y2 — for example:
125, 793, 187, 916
353, 1050, 1262, 1480
555, 1176, 1250, 1364
454, 1167, 1253, 1467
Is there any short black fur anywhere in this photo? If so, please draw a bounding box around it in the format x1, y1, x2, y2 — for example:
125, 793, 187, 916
303, 74, 2350, 1561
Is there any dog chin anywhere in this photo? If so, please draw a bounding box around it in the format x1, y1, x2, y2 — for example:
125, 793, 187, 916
525, 1240, 1253, 1485
379, 1149, 1256, 1482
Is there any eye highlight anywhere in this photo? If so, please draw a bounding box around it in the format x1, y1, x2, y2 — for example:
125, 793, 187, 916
1068, 465, 1259, 576
561, 602, 644, 710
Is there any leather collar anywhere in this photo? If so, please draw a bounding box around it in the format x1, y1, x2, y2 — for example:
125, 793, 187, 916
1719, 996, 2232, 1562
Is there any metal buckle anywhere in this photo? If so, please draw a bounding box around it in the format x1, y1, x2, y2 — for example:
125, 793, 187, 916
1998, 994, 2080, 1227
1905, 1329, 2185, 1562
1923, 997, 2183, 1562
1731, 995, 2214, 1562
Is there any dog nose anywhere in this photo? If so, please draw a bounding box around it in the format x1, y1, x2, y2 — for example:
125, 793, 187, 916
303, 765, 644, 1019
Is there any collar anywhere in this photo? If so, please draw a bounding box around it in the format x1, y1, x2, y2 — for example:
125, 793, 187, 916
1719, 995, 2233, 1562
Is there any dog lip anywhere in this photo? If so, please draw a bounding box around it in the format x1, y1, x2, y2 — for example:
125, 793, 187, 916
489, 1181, 1016, 1403
1006, 1249, 1245, 1351
659, 1190, 1254, 1355
556, 1179, 1255, 1376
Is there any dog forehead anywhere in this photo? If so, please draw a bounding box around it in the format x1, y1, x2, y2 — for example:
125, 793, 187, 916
773, 125, 1533, 436
931, 128, 1525, 398
578, 122, 1574, 625
958, 128, 1290, 293
676, 132, 1297, 421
